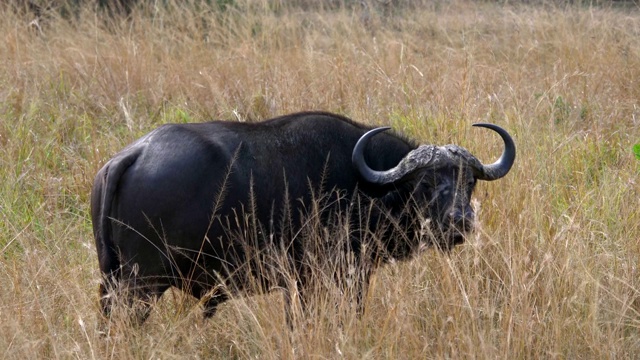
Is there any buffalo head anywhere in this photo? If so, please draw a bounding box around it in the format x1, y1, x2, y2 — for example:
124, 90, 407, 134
352, 123, 516, 250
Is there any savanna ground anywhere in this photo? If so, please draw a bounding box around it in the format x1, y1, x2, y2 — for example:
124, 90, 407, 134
1, 0, 639, 358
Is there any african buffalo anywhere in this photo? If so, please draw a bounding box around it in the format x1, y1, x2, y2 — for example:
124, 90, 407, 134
91, 111, 515, 324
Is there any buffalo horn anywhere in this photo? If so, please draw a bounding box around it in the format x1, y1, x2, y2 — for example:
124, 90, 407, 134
352, 123, 516, 184
471, 123, 516, 181
352, 127, 394, 184
352, 127, 441, 184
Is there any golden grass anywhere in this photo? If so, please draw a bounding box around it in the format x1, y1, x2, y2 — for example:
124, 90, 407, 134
1, 0, 639, 358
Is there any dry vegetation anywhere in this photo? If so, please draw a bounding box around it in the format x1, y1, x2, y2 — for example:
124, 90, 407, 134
1, 0, 639, 358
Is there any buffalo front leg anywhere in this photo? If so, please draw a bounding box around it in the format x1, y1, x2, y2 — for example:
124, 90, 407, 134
200, 289, 230, 319
283, 280, 309, 330
346, 258, 373, 317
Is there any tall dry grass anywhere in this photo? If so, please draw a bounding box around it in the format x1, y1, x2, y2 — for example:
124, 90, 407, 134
0, 0, 639, 358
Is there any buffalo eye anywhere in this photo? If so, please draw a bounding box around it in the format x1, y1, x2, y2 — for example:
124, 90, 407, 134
433, 182, 453, 200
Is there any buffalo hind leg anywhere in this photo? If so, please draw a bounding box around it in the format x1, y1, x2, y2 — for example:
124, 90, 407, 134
98, 271, 121, 320
129, 285, 168, 325
99, 275, 168, 327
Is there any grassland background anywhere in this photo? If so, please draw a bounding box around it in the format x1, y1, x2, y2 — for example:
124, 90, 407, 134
1, 0, 639, 358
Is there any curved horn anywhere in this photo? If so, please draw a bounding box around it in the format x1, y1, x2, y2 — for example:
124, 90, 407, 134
352, 127, 392, 184
471, 123, 516, 181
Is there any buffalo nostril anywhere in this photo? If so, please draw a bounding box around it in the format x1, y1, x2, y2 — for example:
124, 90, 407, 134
449, 209, 464, 226
449, 208, 474, 230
